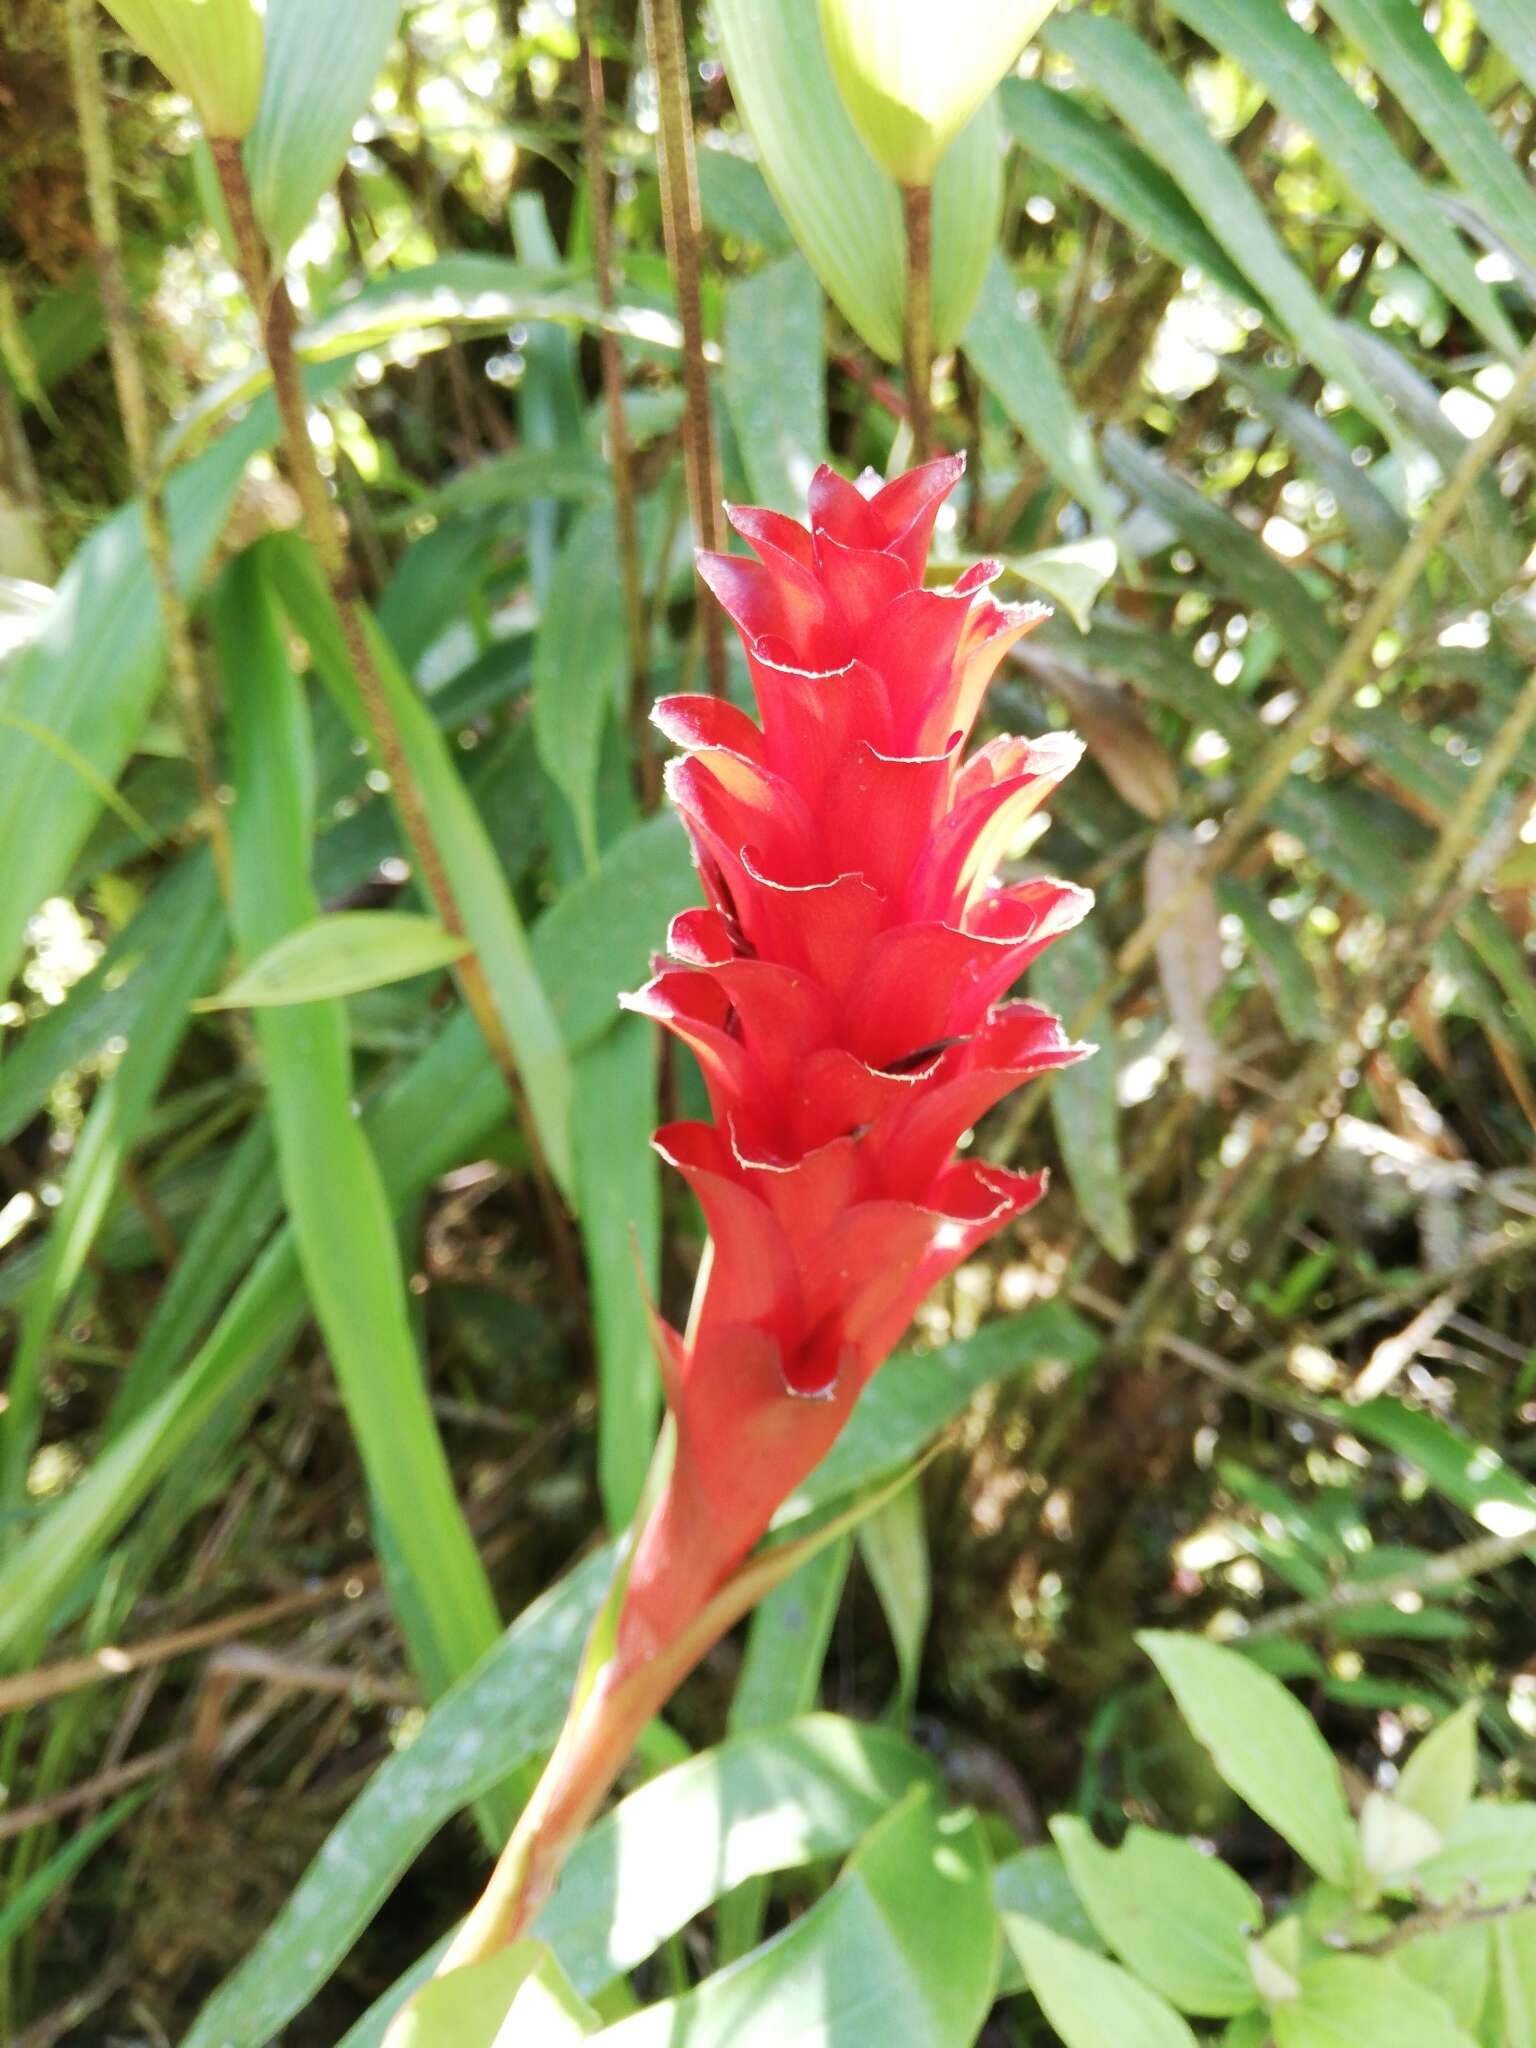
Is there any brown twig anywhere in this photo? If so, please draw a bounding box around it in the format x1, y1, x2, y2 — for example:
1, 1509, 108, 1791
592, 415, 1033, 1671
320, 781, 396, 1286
577, 0, 657, 804
641, 0, 727, 696
902, 183, 934, 464
63, 0, 234, 905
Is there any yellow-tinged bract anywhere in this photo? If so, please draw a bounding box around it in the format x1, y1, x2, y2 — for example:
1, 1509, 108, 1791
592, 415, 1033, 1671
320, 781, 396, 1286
102, 0, 265, 140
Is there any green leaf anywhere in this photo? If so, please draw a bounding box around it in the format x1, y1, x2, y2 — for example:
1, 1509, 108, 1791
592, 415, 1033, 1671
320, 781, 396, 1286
1139, 1631, 1357, 1886
1167, 0, 1521, 361
0, 1787, 151, 1948
573, 1015, 662, 1530
964, 255, 1123, 538
1393, 1924, 1491, 2039
1493, 1916, 1536, 2048
711, 0, 1000, 361
1029, 922, 1134, 1264
1275, 1956, 1479, 2048
1342, 1402, 1536, 1541
1008, 1918, 1200, 2048
717, 1540, 853, 1962
721, 252, 827, 514
215, 557, 501, 1703
243, 0, 403, 255
168, 257, 681, 461
1041, 13, 1402, 447
1008, 539, 1117, 633
193, 911, 469, 1011
1413, 1802, 1536, 1908
1050, 1817, 1261, 2018
1218, 879, 1327, 1044
534, 812, 696, 1054
182, 1549, 616, 2048
995, 1847, 1103, 1957
1474, 0, 1536, 99
999, 79, 1256, 306
389, 1943, 598, 2048
533, 499, 628, 871
697, 146, 795, 253
1319, 0, 1536, 289
591, 1790, 998, 2047
263, 532, 576, 1194
857, 1475, 930, 1720
1397, 1701, 1482, 1840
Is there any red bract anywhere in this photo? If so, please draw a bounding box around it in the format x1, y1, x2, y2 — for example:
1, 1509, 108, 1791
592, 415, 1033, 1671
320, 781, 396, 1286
618, 455, 1090, 1664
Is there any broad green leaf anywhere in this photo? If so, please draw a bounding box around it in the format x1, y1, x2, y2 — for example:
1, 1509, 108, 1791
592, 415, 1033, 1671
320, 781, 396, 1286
193, 911, 469, 1011
535, 811, 695, 1053
712, 0, 1000, 362
1393, 1924, 1491, 2038
389, 1943, 597, 2048
1397, 1701, 1482, 1840
1009, 539, 1117, 633
1167, 0, 1520, 361
574, 1015, 662, 1530
592, 1791, 998, 2047
1275, 1956, 1479, 2048
1050, 1817, 1261, 2018
533, 500, 628, 871
243, 0, 404, 255
1139, 1631, 1357, 1887
1494, 1916, 1536, 2048
412, 447, 611, 526
1321, 0, 1536, 288
1008, 1918, 1200, 2048
696, 146, 795, 253
964, 255, 1122, 538
999, 78, 1255, 305
1042, 13, 1401, 447
721, 252, 826, 513
1414, 1802, 1536, 1907
1360, 1792, 1446, 1885
857, 1475, 930, 1720
1029, 923, 1134, 1264
182, 1548, 616, 2048
995, 1847, 1102, 1955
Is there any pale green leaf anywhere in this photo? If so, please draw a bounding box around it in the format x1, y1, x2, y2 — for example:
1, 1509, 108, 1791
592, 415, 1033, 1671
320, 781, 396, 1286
1008, 538, 1117, 633
1008, 1918, 1200, 2048
1274, 1956, 1479, 2048
1397, 1701, 1482, 1841
1139, 1631, 1357, 1886
1050, 1817, 1261, 2018
193, 912, 469, 1011
857, 1475, 930, 1720
721, 253, 826, 513
1029, 924, 1134, 1264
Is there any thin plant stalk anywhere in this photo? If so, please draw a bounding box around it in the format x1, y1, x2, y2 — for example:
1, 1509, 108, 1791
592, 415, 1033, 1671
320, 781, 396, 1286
206, 136, 570, 1230
902, 183, 933, 464
641, 0, 727, 697
63, 0, 234, 906
577, 0, 657, 803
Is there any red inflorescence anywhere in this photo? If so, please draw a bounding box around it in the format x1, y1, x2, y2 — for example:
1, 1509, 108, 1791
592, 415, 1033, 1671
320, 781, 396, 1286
618, 454, 1091, 1662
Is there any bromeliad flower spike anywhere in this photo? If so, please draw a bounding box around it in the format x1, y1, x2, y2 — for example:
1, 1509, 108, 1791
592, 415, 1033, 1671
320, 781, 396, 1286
413, 454, 1091, 2006
619, 451, 1091, 1659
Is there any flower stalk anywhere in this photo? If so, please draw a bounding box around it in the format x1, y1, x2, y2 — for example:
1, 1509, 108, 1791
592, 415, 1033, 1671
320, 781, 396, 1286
902, 181, 933, 464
